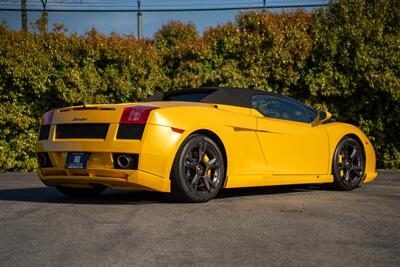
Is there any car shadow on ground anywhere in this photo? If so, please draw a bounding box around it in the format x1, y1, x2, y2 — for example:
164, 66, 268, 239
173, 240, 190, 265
0, 184, 335, 205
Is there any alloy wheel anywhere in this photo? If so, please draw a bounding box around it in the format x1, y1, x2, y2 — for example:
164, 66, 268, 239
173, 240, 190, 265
334, 137, 365, 189
182, 140, 223, 197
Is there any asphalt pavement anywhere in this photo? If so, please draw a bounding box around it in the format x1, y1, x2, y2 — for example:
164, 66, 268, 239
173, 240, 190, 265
0, 171, 399, 267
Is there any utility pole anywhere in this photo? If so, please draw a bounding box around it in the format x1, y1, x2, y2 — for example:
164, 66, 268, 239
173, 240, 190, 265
137, 0, 142, 39
263, 0, 266, 9
21, 0, 27, 31
40, 0, 48, 32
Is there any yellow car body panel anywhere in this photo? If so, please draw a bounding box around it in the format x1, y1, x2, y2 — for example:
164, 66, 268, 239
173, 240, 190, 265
37, 99, 377, 193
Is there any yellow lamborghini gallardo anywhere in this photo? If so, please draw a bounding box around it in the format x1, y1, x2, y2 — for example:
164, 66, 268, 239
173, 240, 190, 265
36, 87, 377, 202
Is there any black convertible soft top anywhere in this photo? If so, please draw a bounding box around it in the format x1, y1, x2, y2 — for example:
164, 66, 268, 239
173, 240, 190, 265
143, 87, 298, 109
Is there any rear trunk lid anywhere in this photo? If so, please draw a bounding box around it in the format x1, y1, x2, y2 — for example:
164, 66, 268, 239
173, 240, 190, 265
52, 102, 213, 124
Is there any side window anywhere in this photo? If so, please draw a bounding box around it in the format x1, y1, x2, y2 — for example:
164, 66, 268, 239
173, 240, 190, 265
251, 95, 311, 123
305, 106, 318, 121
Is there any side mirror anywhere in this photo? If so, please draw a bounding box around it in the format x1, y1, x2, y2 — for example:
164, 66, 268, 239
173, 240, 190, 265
311, 111, 332, 127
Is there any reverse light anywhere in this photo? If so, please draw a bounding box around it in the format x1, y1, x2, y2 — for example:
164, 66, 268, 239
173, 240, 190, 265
119, 106, 158, 124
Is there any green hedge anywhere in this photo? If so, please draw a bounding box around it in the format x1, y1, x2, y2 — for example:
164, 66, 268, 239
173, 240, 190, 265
0, 0, 399, 171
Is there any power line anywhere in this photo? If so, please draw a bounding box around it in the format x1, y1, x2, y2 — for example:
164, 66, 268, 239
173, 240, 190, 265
0, 0, 329, 12
0, 3, 328, 12
0, 1, 329, 39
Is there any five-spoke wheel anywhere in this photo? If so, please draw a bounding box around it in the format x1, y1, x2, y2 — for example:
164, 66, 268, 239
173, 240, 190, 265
332, 136, 365, 190
170, 134, 225, 202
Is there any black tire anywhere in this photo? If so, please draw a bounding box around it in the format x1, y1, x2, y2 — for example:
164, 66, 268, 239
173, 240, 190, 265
332, 136, 365, 190
55, 185, 106, 197
170, 134, 225, 203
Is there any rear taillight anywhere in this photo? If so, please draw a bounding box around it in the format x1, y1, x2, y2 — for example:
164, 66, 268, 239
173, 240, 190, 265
119, 106, 158, 124
39, 110, 54, 140
41, 110, 55, 125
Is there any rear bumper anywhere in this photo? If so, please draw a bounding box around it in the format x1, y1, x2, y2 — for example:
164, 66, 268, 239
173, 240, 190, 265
37, 168, 170, 192
37, 123, 185, 183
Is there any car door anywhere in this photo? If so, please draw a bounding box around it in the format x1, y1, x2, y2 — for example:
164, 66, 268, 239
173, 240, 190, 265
252, 95, 329, 175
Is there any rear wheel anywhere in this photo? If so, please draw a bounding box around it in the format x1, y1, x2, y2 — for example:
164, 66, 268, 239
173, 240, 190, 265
55, 185, 106, 197
332, 136, 365, 190
170, 134, 225, 203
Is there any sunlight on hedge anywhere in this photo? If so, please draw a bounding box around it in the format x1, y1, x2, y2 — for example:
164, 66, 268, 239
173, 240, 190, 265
0, 0, 399, 171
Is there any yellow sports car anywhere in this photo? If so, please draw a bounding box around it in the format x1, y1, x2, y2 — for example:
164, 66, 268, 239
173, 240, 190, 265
36, 87, 377, 202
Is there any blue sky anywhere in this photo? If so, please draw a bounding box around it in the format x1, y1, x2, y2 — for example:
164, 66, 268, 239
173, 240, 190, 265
0, 1, 328, 38
0, 10, 239, 37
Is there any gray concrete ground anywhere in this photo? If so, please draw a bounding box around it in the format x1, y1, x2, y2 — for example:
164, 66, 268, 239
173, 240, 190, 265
0, 171, 399, 267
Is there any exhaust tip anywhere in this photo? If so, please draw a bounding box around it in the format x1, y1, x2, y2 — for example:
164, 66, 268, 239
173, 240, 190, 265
113, 153, 139, 170
116, 154, 132, 169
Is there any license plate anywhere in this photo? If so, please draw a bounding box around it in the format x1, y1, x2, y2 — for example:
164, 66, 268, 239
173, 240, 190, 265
65, 152, 90, 169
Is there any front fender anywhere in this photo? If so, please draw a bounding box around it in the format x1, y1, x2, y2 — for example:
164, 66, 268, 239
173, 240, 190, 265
323, 122, 377, 182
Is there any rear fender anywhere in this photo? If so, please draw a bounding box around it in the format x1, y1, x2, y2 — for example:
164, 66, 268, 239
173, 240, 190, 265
141, 106, 268, 183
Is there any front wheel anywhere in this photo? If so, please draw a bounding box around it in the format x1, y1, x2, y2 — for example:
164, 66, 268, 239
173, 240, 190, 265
170, 134, 225, 203
332, 136, 365, 190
